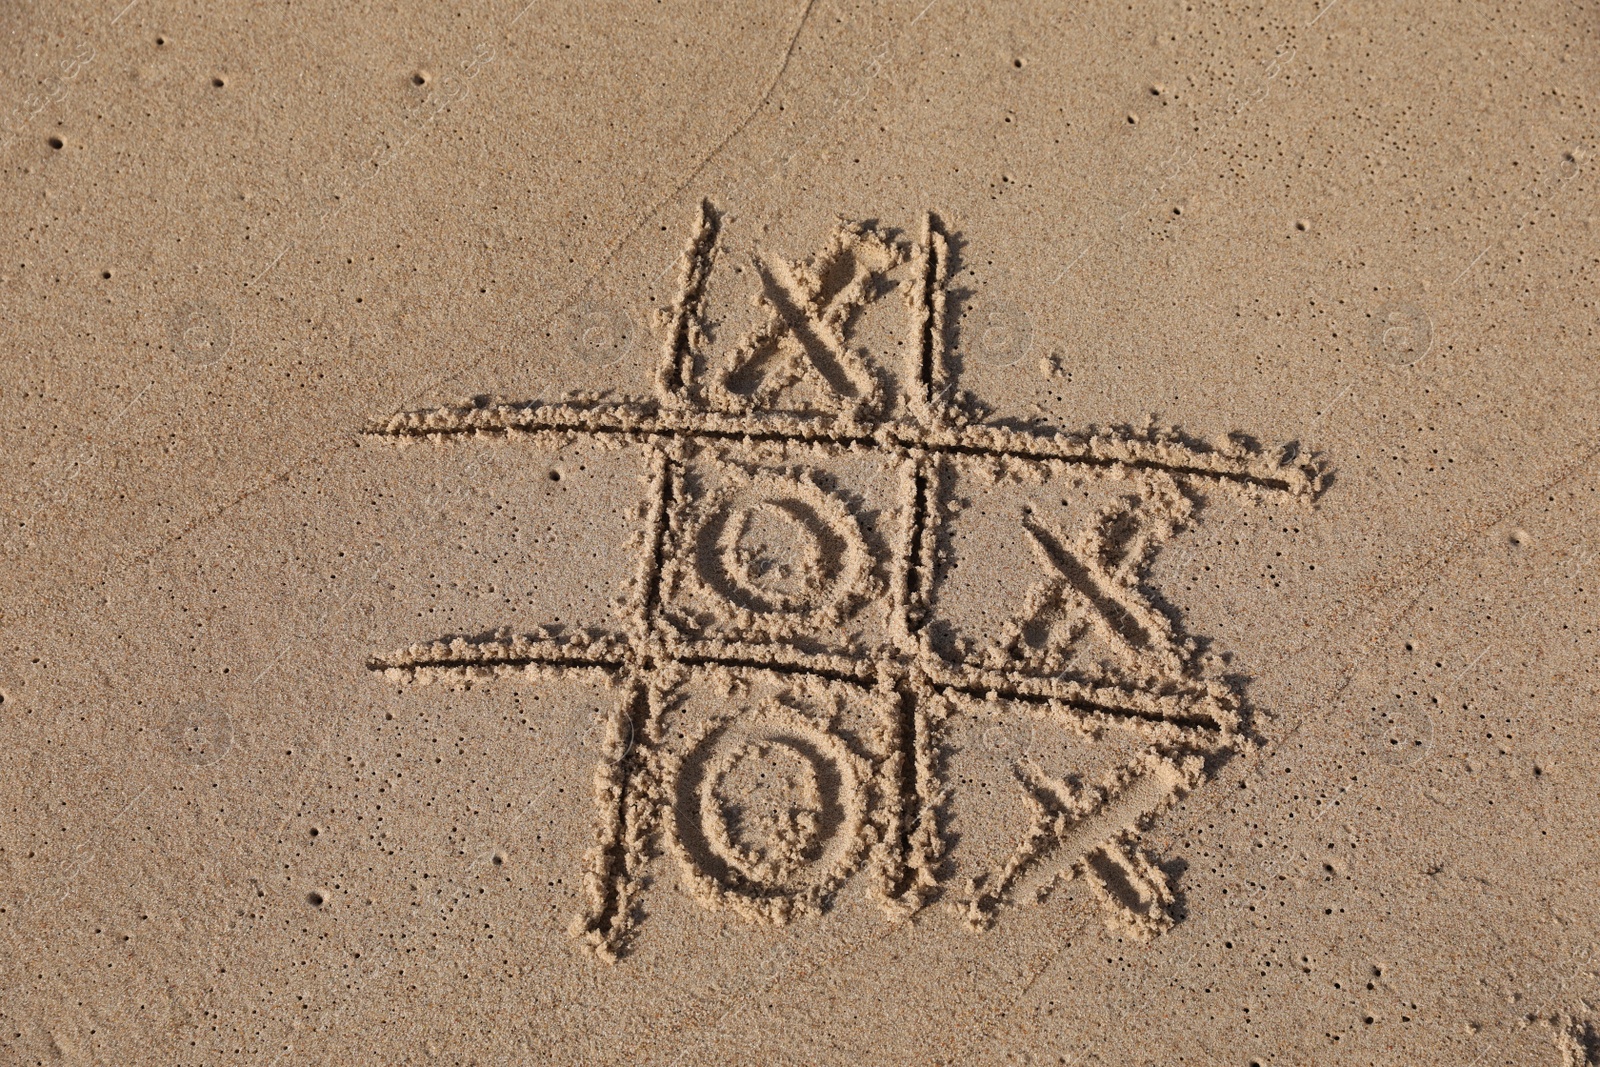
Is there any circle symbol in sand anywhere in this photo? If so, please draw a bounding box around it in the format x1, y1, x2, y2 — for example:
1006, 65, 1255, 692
693, 474, 873, 621
1368, 303, 1432, 366
664, 706, 871, 922
721, 500, 835, 610
164, 701, 234, 766
703, 738, 825, 885
168, 300, 232, 366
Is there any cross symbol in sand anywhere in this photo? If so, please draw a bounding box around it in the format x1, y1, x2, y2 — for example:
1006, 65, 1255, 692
1003, 495, 1189, 679
711, 224, 903, 415
367, 201, 1321, 959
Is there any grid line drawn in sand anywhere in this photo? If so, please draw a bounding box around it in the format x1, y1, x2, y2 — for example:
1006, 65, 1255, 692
366, 201, 1325, 959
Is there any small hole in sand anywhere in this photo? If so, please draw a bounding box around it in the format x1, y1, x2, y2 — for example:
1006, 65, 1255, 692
306, 891, 324, 907
101, 270, 112, 279
492, 852, 505, 866
1013, 58, 1025, 69
412, 72, 429, 86
1295, 219, 1309, 231
309, 827, 320, 837
156, 36, 167, 46
212, 77, 226, 88
548, 470, 561, 482
47, 137, 63, 150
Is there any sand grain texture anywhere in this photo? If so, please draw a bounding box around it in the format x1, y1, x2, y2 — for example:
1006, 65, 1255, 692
2, 1, 1598, 1064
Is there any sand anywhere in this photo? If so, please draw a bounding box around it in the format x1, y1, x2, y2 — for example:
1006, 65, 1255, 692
3, 0, 1598, 1063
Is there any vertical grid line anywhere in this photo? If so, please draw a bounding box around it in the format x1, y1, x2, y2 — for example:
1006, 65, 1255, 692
637, 447, 676, 646
906, 212, 938, 416
903, 452, 936, 639
659, 200, 720, 404
922, 212, 951, 415
575, 676, 649, 959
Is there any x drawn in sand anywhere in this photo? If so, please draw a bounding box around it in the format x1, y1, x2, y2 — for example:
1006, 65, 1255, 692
367, 203, 1324, 959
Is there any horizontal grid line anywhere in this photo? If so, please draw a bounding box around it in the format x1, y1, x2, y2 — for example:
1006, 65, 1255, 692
366, 643, 1225, 733
368, 415, 1310, 493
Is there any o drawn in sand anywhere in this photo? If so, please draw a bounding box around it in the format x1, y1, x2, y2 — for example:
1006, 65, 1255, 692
654, 445, 895, 658
367, 202, 1325, 959
685, 470, 875, 625
661, 701, 873, 926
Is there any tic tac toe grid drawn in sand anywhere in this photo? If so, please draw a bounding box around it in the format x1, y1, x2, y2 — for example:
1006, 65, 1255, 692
367, 203, 1323, 960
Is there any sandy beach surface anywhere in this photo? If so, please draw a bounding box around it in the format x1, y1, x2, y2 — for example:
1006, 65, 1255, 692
3, 0, 1598, 1063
